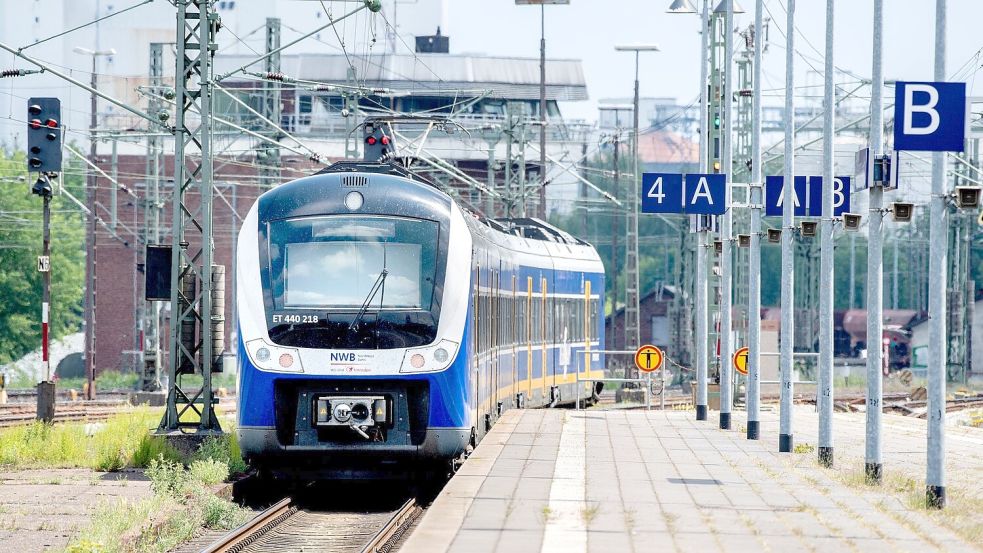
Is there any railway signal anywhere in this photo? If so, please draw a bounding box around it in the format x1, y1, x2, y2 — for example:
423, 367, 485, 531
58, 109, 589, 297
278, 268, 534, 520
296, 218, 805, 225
26, 98, 62, 173
28, 100, 59, 423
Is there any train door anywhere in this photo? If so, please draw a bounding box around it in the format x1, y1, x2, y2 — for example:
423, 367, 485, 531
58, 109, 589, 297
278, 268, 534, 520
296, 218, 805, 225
473, 263, 480, 435
509, 274, 521, 407
540, 275, 548, 403
491, 269, 499, 420
526, 275, 534, 405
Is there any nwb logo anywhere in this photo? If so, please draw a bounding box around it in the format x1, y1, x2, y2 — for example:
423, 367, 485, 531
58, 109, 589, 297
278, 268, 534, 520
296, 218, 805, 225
330, 352, 356, 362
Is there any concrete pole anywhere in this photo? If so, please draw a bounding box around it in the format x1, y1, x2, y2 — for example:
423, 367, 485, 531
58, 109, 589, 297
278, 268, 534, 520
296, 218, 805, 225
110, 136, 118, 230
865, 0, 885, 484
538, 4, 547, 219
719, 0, 735, 430
625, 50, 643, 357
42, 190, 52, 382
850, 234, 856, 309
779, 0, 796, 453
746, 0, 764, 439
892, 234, 899, 308
696, 0, 710, 421
487, 141, 496, 216
818, 0, 836, 468
85, 53, 98, 401
926, 0, 948, 510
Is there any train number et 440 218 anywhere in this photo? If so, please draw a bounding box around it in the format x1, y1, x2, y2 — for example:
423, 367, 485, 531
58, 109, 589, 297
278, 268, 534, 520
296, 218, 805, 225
272, 314, 319, 324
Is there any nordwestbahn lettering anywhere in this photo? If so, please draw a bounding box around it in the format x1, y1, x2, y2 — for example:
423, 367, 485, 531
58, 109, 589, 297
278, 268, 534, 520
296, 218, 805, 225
641, 173, 726, 215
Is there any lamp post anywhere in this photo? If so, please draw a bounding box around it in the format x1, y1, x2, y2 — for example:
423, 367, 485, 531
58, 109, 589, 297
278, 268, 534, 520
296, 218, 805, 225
614, 44, 659, 371
667, 0, 708, 420
73, 45, 115, 401
516, 0, 570, 219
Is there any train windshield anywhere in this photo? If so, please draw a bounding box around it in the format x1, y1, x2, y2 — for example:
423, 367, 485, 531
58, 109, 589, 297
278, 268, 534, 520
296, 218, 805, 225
266, 215, 442, 349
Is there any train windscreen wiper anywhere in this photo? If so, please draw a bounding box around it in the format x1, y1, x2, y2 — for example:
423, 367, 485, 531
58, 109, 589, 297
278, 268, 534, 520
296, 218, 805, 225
348, 269, 388, 333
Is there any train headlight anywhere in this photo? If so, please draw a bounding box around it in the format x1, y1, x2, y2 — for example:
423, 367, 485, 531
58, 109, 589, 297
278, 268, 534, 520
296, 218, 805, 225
245, 340, 304, 373
400, 340, 458, 373
344, 191, 364, 211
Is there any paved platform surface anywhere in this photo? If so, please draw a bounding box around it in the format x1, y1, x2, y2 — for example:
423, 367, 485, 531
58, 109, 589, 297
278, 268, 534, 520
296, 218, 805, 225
401, 407, 983, 553
0, 468, 152, 552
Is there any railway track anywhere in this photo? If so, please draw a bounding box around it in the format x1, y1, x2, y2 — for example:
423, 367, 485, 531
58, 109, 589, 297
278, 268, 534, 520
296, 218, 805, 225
0, 399, 237, 428
202, 496, 421, 553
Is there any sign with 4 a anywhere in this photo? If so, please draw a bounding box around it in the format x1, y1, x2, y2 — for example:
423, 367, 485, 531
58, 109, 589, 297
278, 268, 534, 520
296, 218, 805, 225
641, 173, 727, 215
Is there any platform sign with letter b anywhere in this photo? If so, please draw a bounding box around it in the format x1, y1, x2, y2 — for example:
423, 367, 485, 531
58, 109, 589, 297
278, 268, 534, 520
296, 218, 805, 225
894, 81, 966, 152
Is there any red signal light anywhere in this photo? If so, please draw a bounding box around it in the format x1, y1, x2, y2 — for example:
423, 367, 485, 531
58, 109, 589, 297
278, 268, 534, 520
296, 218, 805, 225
45, 119, 58, 128
30, 119, 42, 129
366, 136, 377, 145
380, 135, 390, 146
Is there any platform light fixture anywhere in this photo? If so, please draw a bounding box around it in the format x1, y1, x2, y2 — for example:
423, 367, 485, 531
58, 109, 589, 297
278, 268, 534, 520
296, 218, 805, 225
799, 220, 817, 237
737, 234, 751, 248
842, 213, 862, 231
767, 228, 782, 243
666, 0, 697, 13
712, 0, 745, 14
891, 202, 914, 222
956, 186, 981, 208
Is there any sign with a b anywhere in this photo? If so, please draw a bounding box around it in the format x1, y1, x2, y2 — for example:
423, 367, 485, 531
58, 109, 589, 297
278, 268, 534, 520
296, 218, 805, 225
894, 81, 966, 152
764, 176, 851, 218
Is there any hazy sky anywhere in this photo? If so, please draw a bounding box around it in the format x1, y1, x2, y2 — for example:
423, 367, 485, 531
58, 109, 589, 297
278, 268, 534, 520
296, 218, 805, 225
437, 1, 983, 121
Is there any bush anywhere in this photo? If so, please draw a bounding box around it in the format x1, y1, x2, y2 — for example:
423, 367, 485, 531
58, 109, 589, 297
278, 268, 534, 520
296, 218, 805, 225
192, 434, 247, 476
131, 435, 182, 468
189, 458, 229, 487
146, 457, 188, 497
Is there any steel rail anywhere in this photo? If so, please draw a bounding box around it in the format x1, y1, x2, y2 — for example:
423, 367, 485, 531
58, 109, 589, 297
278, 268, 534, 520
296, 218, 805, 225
202, 497, 296, 553
359, 498, 420, 553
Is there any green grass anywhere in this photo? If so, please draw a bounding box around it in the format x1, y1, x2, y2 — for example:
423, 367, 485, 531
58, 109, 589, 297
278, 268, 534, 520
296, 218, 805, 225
0, 406, 181, 470
5, 370, 140, 391
174, 372, 238, 392
829, 463, 983, 545
66, 456, 249, 553
5, 369, 238, 392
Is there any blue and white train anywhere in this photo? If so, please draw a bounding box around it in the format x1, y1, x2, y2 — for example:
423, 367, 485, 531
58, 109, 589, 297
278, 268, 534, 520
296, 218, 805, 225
235, 162, 605, 476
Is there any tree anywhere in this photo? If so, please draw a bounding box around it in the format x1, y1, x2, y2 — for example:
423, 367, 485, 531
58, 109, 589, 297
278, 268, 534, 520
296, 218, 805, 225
0, 150, 86, 366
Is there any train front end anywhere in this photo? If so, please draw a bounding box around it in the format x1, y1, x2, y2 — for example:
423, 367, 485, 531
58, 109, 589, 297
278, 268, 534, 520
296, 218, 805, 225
235, 166, 474, 476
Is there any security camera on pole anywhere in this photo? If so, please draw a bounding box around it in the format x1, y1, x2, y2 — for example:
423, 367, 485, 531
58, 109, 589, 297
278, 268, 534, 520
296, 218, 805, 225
26, 97, 62, 423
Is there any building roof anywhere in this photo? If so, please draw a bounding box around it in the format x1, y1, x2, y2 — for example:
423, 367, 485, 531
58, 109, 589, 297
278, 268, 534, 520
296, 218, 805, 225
638, 130, 699, 164
215, 53, 589, 101
840, 309, 922, 341
606, 284, 679, 322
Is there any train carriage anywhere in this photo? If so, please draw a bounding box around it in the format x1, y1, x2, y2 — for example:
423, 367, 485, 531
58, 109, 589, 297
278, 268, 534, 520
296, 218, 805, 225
235, 162, 605, 476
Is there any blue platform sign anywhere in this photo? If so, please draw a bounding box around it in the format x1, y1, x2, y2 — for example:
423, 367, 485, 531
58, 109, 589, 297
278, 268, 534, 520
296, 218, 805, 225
894, 81, 966, 152
641, 173, 726, 215
765, 176, 851, 217
684, 174, 727, 215
641, 173, 683, 214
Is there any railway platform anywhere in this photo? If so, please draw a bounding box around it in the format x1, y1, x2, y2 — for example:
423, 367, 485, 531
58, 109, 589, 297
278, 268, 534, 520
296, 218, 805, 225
401, 407, 982, 553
